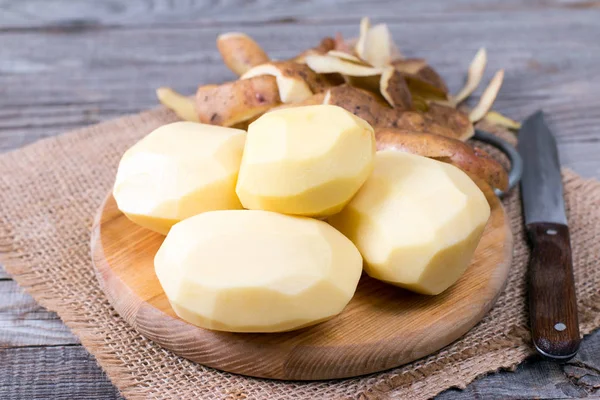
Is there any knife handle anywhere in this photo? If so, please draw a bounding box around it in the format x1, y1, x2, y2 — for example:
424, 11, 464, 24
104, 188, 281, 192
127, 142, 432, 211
527, 222, 580, 360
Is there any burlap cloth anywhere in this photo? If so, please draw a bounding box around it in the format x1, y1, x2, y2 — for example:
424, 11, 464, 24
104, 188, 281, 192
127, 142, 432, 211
1, 107, 599, 400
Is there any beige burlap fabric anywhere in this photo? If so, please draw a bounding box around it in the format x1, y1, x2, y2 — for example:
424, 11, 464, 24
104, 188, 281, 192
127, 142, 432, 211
1, 108, 599, 400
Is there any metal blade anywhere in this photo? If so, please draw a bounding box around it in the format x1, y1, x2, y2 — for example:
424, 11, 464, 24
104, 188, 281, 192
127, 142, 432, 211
517, 110, 567, 225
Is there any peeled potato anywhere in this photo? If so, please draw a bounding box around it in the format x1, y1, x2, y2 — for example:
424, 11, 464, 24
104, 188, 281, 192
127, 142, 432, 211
236, 105, 376, 217
154, 209, 363, 332
113, 122, 246, 234
329, 151, 490, 295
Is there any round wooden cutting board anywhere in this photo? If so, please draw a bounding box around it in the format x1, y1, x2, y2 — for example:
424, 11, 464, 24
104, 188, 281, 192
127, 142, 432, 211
91, 193, 512, 380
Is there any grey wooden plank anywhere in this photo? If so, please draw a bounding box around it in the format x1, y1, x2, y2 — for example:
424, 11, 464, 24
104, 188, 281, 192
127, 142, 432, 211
0, 0, 596, 29
436, 329, 600, 399
560, 141, 600, 179
0, 333, 597, 400
0, 345, 122, 400
0, 280, 78, 347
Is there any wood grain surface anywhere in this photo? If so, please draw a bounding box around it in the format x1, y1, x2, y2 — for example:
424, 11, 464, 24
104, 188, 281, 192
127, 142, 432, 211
527, 223, 580, 359
91, 194, 512, 380
1, 0, 600, 397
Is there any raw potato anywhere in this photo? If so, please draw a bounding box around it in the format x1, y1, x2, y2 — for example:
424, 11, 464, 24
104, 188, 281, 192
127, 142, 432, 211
196, 75, 281, 126
329, 151, 490, 295
268, 92, 326, 112
154, 209, 363, 332
216, 32, 270, 76
236, 105, 376, 217
375, 129, 509, 200
113, 122, 246, 235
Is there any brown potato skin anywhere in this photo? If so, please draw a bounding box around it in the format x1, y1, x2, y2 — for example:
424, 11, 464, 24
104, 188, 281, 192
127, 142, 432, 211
394, 104, 474, 141
217, 33, 270, 76
375, 129, 508, 200
268, 93, 326, 112
392, 59, 449, 97
381, 69, 412, 110
252, 61, 332, 94
325, 86, 472, 141
324, 85, 400, 127
195, 76, 280, 126
424, 103, 474, 140
291, 37, 336, 63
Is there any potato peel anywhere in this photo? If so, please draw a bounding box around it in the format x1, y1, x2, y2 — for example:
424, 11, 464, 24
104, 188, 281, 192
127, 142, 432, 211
327, 50, 367, 64
380, 67, 412, 109
484, 110, 521, 130
305, 54, 382, 76
453, 48, 487, 105
394, 104, 474, 141
156, 87, 199, 122
469, 69, 505, 123
268, 92, 327, 112
196, 75, 281, 126
291, 37, 336, 63
355, 18, 401, 67
323, 85, 400, 127
216, 32, 270, 76
241, 62, 325, 103
354, 17, 370, 61
375, 129, 508, 200
392, 58, 428, 74
345, 75, 381, 95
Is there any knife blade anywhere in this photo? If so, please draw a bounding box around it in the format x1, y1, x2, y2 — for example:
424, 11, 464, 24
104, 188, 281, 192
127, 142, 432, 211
518, 111, 580, 360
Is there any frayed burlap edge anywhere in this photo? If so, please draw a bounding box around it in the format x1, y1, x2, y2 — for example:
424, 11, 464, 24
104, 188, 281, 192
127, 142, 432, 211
0, 108, 179, 400
1, 109, 599, 400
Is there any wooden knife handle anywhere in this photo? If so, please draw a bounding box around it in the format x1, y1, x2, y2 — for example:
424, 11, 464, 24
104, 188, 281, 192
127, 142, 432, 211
527, 222, 580, 359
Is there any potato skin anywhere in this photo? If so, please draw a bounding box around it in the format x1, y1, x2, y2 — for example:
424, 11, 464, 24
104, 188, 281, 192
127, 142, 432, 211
195, 76, 281, 126
393, 105, 473, 141
324, 85, 400, 127
217, 32, 270, 76
424, 103, 474, 140
324, 86, 472, 141
380, 68, 412, 109
392, 59, 449, 98
375, 129, 508, 200
291, 37, 336, 63
243, 61, 333, 94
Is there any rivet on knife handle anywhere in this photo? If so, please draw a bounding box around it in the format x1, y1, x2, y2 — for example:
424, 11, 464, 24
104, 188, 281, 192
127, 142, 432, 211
527, 222, 580, 359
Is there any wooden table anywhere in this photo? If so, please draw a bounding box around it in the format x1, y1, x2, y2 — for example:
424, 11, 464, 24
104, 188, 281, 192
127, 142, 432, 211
1, 1, 599, 398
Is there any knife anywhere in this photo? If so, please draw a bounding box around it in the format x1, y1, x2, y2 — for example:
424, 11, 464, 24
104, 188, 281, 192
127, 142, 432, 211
518, 111, 581, 360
